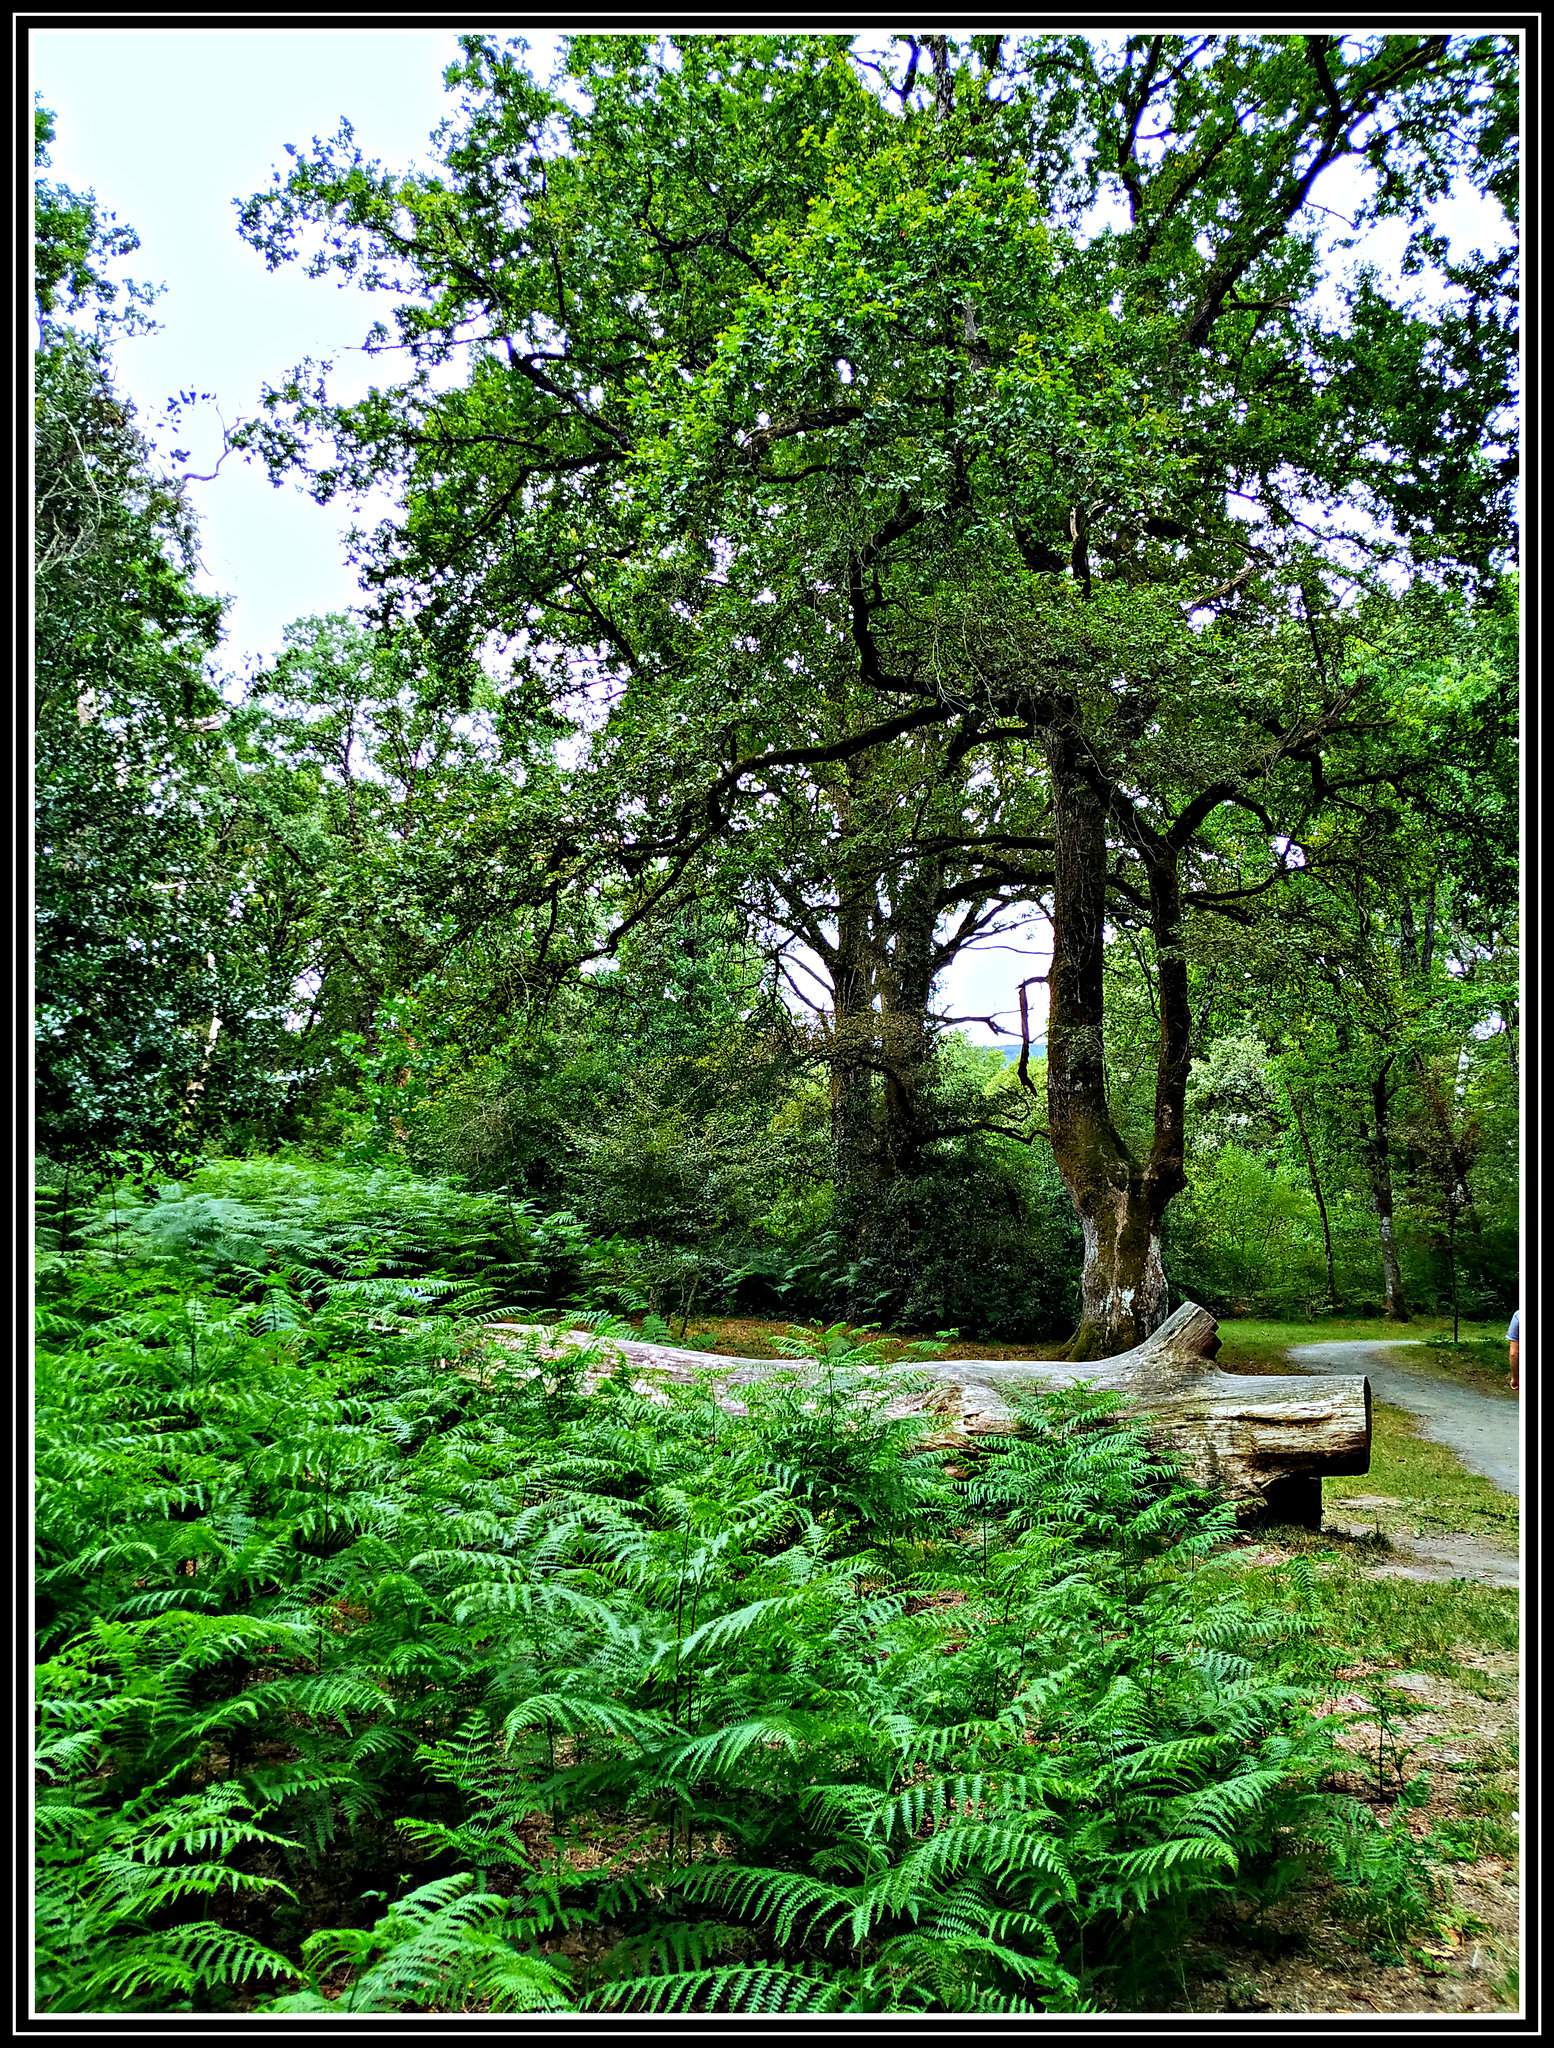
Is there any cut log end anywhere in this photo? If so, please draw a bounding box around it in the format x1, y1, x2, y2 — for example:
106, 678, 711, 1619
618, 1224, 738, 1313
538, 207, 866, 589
948, 1303, 1369, 1526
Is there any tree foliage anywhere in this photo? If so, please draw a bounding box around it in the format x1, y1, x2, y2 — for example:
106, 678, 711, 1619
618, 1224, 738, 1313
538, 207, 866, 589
34, 107, 291, 1178
232, 31, 1517, 1350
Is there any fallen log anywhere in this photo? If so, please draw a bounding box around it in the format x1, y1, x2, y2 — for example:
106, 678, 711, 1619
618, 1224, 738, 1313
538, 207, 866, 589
487, 1301, 1369, 1529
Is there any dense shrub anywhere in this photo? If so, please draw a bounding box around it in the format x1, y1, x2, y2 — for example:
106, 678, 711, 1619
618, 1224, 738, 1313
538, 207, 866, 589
779, 1153, 1081, 1339
1166, 1145, 1332, 1316
42, 1154, 614, 1316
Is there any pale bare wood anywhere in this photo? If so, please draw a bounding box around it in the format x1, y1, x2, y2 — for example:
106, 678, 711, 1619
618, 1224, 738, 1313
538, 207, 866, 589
487, 1301, 1369, 1528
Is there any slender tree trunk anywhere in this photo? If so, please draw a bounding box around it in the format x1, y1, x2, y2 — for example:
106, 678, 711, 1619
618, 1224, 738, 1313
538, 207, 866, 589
1044, 733, 1184, 1358
1286, 1084, 1338, 1308
1399, 890, 1419, 980
1360, 1060, 1409, 1322
178, 959, 223, 1140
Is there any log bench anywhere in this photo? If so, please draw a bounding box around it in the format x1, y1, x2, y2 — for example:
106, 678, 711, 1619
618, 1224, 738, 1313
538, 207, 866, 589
487, 1301, 1370, 1529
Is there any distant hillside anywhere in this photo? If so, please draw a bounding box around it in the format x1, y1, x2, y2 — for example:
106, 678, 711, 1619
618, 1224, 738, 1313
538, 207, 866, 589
997, 1042, 1045, 1063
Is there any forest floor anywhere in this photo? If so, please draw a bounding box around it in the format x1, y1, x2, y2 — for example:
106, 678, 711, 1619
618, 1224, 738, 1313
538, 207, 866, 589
1184, 1329, 1519, 2015
567, 1310, 1522, 2018
1172, 1478, 1521, 2014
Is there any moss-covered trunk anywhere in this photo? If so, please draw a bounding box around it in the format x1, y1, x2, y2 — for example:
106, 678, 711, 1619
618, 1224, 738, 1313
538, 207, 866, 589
875, 855, 942, 1184
826, 850, 946, 1319
1045, 734, 1191, 1358
828, 853, 878, 1269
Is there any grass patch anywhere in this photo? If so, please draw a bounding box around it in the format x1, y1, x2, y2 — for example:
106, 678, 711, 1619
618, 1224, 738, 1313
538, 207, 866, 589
1232, 1541, 1517, 1669
1212, 1315, 1511, 1392
1453, 1667, 1517, 1702
1410, 1336, 1517, 1396
1432, 1744, 1521, 1863
1314, 1569, 1518, 1667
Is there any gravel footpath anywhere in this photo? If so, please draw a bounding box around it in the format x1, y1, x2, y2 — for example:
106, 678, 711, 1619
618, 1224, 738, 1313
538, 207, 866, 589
1287, 1339, 1520, 1496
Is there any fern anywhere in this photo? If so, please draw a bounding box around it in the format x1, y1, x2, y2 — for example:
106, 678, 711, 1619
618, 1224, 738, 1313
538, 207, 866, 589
266, 1874, 572, 2013
34, 1166, 1438, 2013
1316, 1798, 1446, 1942
593, 1961, 843, 2014
35, 1776, 298, 2013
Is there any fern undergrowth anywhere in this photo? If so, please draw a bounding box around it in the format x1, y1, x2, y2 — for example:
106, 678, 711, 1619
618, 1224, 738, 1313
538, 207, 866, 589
35, 1182, 1443, 2015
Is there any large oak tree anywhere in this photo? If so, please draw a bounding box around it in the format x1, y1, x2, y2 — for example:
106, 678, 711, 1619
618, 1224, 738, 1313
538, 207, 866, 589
238, 31, 1517, 1352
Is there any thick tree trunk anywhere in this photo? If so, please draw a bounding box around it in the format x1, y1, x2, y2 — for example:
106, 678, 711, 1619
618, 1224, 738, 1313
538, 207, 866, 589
1044, 733, 1191, 1359
827, 854, 878, 1270
826, 844, 948, 1318
1141, 841, 1193, 1234
494, 1301, 1371, 1529
1045, 735, 1151, 1355
875, 854, 941, 1181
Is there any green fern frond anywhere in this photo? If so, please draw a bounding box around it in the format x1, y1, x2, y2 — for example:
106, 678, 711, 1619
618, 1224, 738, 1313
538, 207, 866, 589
672, 1862, 850, 1947
591, 1961, 842, 2014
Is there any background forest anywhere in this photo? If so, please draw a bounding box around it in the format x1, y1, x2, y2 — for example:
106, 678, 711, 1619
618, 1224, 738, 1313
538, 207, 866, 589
34, 30, 1519, 2017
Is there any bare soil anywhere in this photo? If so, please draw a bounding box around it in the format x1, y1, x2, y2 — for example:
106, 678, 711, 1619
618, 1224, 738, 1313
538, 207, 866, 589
1321, 1518, 1519, 1589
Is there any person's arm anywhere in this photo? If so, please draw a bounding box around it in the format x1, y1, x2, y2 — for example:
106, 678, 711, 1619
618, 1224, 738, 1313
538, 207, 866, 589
1509, 1339, 1520, 1391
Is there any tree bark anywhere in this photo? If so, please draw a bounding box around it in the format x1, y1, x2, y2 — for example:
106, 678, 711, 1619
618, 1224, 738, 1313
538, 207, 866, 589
1044, 730, 1190, 1359
827, 825, 879, 1275
1142, 841, 1193, 1228
494, 1300, 1371, 1530
875, 854, 941, 1182
825, 836, 947, 1315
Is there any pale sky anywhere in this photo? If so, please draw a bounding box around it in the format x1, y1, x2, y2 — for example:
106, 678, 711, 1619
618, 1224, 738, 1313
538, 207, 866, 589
31, 28, 1513, 1046
33, 28, 535, 674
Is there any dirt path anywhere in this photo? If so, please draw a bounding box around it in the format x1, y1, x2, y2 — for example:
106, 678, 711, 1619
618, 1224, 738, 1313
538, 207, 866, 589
1287, 1339, 1520, 1496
